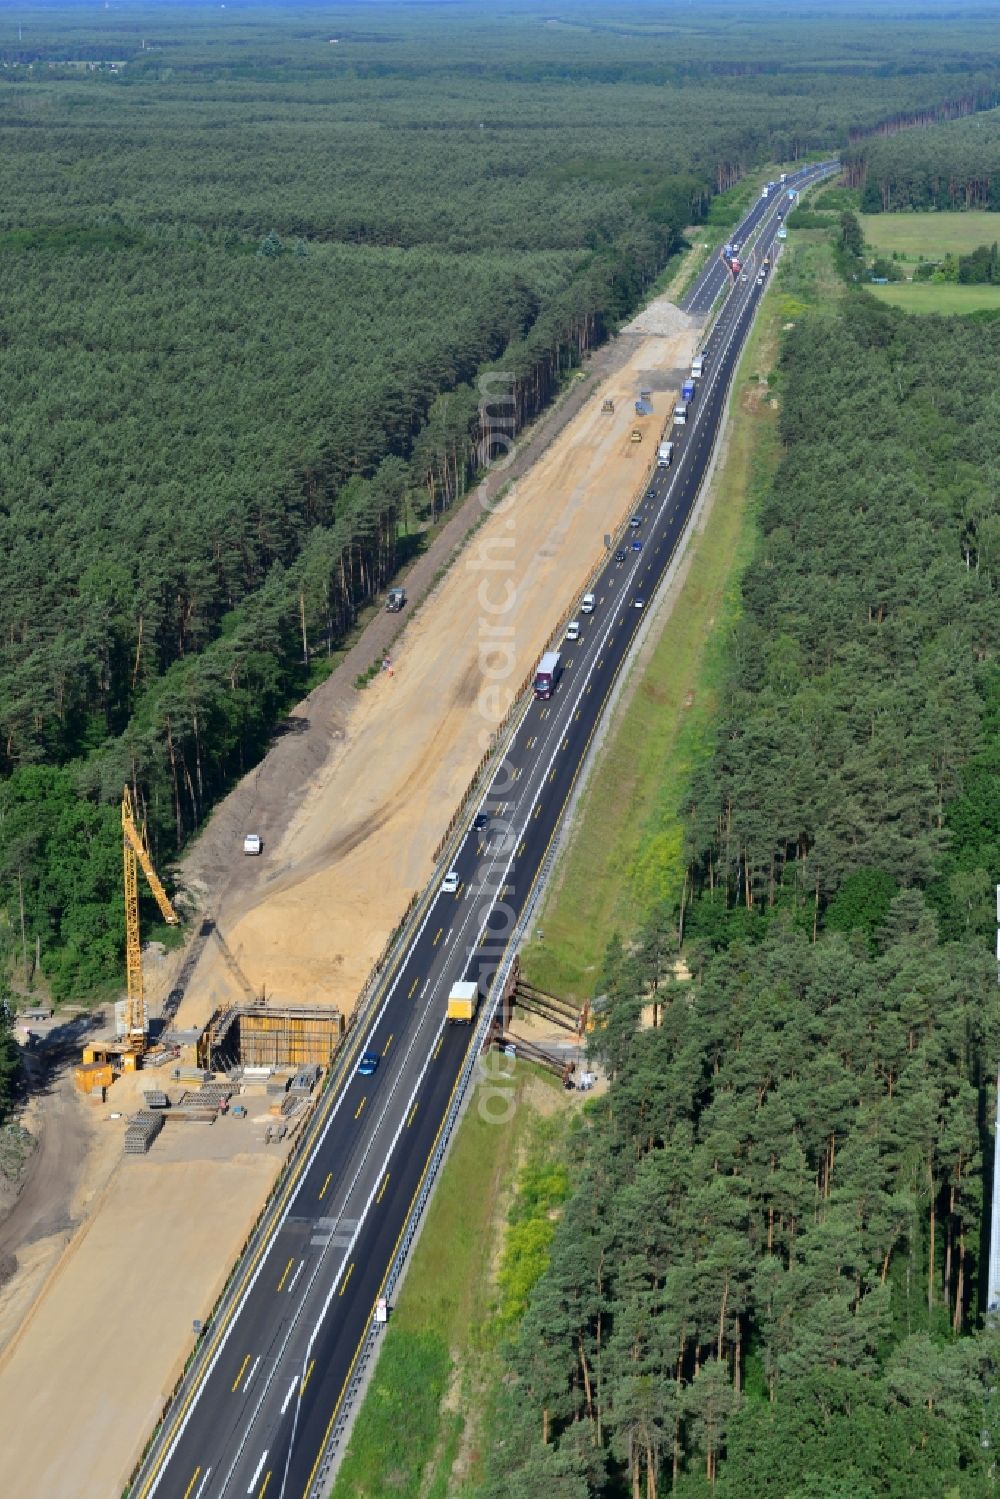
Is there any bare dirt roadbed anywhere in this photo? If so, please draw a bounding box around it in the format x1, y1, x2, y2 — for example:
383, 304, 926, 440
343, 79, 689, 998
0, 1143, 280, 1499
171, 309, 699, 1029
0, 297, 699, 1499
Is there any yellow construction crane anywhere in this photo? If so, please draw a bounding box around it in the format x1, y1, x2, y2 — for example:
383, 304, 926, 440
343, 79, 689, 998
122, 785, 180, 1058
80, 788, 180, 1087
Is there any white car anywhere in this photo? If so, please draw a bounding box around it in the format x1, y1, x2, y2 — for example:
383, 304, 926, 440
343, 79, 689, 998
581, 593, 595, 614
243, 833, 262, 856
441, 870, 460, 894
566, 620, 580, 642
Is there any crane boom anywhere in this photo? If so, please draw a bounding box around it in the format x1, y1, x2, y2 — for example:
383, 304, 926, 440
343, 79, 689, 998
122, 790, 179, 927
122, 787, 179, 1056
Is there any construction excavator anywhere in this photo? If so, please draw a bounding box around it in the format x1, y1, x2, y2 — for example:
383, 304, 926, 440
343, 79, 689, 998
79, 788, 180, 1083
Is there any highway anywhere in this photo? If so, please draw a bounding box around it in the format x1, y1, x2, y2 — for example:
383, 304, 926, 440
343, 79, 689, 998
681, 166, 822, 315
132, 160, 835, 1499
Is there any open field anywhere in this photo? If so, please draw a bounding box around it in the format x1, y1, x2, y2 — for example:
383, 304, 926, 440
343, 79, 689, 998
860, 210, 1000, 258
869, 282, 1000, 314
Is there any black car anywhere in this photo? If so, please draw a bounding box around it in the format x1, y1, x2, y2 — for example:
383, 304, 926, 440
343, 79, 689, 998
473, 811, 489, 831
615, 548, 627, 563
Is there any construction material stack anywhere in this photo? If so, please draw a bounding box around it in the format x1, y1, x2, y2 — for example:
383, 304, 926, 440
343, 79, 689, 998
123, 1110, 164, 1156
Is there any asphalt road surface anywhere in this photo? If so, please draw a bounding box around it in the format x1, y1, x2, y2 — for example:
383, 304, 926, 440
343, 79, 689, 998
682, 164, 833, 315
133, 159, 836, 1499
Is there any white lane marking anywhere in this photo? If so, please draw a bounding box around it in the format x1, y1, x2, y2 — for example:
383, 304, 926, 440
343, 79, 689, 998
148, 158, 834, 1497
278, 1012, 454, 1492
281, 586, 659, 1492
247, 1449, 268, 1493
287, 1260, 304, 1296
280, 1377, 298, 1416
143, 811, 453, 1491
194, 1471, 212, 1499
218, 896, 480, 1499
245, 1355, 261, 1390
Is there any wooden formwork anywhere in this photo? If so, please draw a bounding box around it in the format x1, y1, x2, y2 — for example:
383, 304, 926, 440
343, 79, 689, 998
203, 1002, 345, 1070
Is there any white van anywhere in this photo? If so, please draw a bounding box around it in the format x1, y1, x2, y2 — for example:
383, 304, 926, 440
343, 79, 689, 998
565, 620, 581, 642
657, 441, 675, 469
243, 833, 262, 856
691, 354, 704, 379
581, 593, 595, 614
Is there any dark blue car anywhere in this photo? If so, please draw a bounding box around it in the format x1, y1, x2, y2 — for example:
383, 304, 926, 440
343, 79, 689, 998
358, 1051, 380, 1077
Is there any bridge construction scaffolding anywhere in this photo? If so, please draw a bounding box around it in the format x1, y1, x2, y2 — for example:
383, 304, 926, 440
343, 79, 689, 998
199, 1001, 345, 1071
501, 957, 590, 1037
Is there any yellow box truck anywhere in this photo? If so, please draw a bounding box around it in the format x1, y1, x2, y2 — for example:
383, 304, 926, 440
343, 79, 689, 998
447, 981, 480, 1024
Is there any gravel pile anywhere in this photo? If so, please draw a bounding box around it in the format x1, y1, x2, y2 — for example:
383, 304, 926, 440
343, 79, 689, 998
621, 298, 697, 338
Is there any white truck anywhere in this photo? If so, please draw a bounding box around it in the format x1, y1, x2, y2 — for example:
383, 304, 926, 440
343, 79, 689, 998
243, 834, 262, 856
447, 981, 480, 1024
657, 441, 674, 469
691, 354, 704, 379
672, 401, 689, 427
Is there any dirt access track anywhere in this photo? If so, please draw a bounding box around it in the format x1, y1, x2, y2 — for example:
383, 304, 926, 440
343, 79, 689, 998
0, 295, 701, 1499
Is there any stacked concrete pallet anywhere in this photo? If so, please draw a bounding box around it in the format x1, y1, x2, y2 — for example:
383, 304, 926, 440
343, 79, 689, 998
176, 1083, 233, 1110
164, 1083, 232, 1123
124, 1110, 164, 1156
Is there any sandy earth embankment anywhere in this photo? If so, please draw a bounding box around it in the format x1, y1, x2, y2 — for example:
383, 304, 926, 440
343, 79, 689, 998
0, 298, 700, 1499
175, 312, 699, 1027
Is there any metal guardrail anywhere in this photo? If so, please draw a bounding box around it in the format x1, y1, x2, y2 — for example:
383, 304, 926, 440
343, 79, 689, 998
300, 217, 775, 1495
132, 166, 840, 1499
306, 824, 548, 1496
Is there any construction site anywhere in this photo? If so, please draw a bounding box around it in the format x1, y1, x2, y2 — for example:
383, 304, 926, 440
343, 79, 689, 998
0, 289, 700, 1499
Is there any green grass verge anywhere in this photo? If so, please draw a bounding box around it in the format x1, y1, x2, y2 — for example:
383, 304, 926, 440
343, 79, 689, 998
329, 204, 843, 1499
519, 227, 839, 1003
329, 1065, 565, 1499
868, 281, 1000, 314
860, 210, 1000, 259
